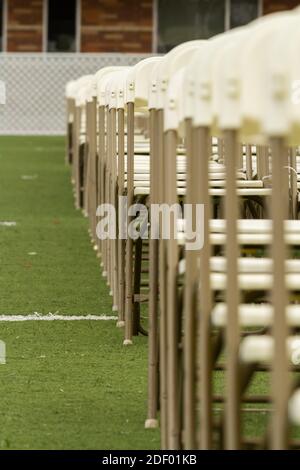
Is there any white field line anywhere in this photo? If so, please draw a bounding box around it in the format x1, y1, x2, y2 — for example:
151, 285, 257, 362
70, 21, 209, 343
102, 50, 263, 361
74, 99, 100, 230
21, 174, 38, 180
0, 221, 17, 227
0, 314, 118, 322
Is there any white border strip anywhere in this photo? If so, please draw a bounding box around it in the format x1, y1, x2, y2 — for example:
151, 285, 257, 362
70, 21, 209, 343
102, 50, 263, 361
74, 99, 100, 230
0, 314, 117, 322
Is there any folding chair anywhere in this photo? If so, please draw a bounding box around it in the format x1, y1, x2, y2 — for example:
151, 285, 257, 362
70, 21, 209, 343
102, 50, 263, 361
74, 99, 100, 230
122, 57, 161, 345
72, 75, 94, 210
64, 5, 300, 452
95, 67, 128, 294
158, 8, 300, 451
205, 10, 300, 450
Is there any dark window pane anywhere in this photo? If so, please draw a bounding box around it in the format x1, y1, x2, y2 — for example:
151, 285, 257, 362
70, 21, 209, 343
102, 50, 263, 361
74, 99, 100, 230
48, 0, 76, 52
0, 0, 3, 51
230, 0, 258, 29
158, 0, 225, 53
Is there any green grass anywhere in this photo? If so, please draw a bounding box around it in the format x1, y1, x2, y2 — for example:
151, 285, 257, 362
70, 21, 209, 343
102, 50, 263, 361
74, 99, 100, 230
0, 136, 160, 449
0, 136, 111, 314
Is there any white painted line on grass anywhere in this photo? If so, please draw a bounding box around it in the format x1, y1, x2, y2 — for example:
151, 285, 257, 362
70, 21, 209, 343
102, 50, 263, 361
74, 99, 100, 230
21, 174, 38, 180
0, 314, 118, 322
0, 221, 17, 227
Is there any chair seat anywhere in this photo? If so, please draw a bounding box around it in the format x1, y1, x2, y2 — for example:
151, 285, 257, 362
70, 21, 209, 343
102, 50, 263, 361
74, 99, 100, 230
176, 218, 300, 246
129, 177, 262, 185
210, 256, 300, 274
289, 390, 300, 425
209, 272, 300, 290
134, 187, 271, 197
212, 303, 300, 327
239, 335, 300, 365
210, 232, 300, 246
210, 219, 300, 233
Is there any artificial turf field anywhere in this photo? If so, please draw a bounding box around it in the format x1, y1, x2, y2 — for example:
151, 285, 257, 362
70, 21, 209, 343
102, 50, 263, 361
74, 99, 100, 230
0, 136, 298, 449
0, 136, 159, 450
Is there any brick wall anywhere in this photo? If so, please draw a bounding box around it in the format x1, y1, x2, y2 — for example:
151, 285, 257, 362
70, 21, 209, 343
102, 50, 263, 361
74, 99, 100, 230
263, 0, 300, 14
5, 1, 300, 54
7, 0, 43, 52
81, 0, 153, 53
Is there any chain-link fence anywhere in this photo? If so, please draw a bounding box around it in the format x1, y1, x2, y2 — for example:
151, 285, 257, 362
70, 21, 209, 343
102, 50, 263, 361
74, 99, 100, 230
0, 53, 150, 135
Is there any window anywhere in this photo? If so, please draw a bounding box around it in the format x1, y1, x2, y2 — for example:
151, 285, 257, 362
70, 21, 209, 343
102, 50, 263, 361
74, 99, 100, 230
0, 0, 3, 51
157, 0, 225, 53
156, 0, 260, 53
47, 0, 76, 52
230, 0, 259, 29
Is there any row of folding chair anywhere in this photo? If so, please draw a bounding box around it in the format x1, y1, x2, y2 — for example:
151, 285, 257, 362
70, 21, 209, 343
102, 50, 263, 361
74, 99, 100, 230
65, 5, 300, 450
66, 66, 152, 336
151, 8, 300, 450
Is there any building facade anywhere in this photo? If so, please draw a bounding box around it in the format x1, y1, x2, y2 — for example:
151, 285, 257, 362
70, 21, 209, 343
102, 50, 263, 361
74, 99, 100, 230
0, 0, 299, 53
0, 0, 299, 136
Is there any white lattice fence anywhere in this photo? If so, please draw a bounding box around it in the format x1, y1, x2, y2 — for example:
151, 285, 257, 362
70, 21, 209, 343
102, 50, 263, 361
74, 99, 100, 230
0, 53, 150, 135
